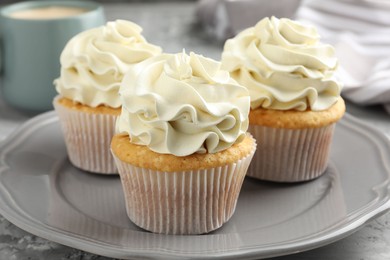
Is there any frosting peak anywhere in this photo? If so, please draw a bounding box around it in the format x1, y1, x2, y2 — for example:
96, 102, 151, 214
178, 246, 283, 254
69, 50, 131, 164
116, 51, 250, 156
164, 51, 192, 80
54, 20, 162, 108
221, 17, 342, 111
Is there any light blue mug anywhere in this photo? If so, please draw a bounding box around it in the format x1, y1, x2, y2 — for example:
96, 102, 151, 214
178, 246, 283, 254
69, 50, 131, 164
0, 1, 106, 113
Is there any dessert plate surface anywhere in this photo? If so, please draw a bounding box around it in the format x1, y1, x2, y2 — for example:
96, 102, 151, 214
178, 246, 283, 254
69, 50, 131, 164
0, 111, 389, 259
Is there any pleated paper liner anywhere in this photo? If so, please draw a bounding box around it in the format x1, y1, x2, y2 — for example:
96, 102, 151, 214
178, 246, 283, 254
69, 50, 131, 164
53, 96, 118, 174
247, 124, 335, 182
113, 138, 256, 235
47, 158, 245, 250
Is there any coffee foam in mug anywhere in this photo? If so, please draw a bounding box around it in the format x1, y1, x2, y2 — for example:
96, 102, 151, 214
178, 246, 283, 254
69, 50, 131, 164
9, 6, 87, 20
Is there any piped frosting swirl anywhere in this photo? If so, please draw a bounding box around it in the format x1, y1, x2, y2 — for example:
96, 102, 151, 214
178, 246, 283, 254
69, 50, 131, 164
116, 51, 250, 156
221, 17, 342, 111
55, 20, 162, 108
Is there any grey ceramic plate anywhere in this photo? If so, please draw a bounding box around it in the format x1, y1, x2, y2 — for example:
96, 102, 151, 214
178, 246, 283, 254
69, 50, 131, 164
0, 111, 389, 259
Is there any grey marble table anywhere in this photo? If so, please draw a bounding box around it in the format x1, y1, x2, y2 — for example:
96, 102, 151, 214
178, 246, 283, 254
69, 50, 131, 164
0, 2, 390, 260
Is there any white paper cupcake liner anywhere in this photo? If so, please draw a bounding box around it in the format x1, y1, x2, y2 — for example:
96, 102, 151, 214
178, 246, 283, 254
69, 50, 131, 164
248, 124, 335, 182
112, 142, 256, 235
53, 96, 118, 174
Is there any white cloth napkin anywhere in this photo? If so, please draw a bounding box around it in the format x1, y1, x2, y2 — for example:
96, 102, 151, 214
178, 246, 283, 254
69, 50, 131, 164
296, 0, 390, 110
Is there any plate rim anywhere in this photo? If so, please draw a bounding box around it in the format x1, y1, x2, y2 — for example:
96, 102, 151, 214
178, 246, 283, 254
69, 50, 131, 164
0, 111, 390, 259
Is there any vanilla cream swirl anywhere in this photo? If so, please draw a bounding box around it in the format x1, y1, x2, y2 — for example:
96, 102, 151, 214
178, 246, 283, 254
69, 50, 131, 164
221, 17, 342, 111
54, 20, 162, 108
116, 51, 250, 156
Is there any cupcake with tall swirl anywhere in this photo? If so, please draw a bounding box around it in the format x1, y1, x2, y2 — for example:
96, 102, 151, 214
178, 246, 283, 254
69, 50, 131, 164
221, 17, 345, 182
53, 20, 161, 174
111, 51, 256, 235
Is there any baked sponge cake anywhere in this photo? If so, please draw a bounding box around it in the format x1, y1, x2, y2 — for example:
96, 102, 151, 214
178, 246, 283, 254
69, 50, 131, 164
111, 51, 256, 235
221, 17, 345, 182
53, 20, 161, 174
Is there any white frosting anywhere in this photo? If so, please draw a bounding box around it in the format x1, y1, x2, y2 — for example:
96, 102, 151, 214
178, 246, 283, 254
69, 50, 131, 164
221, 17, 342, 111
116, 51, 250, 156
54, 20, 162, 108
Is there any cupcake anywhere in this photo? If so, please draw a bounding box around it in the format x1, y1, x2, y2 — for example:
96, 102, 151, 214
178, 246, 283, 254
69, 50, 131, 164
53, 20, 161, 174
111, 51, 256, 235
221, 17, 345, 182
